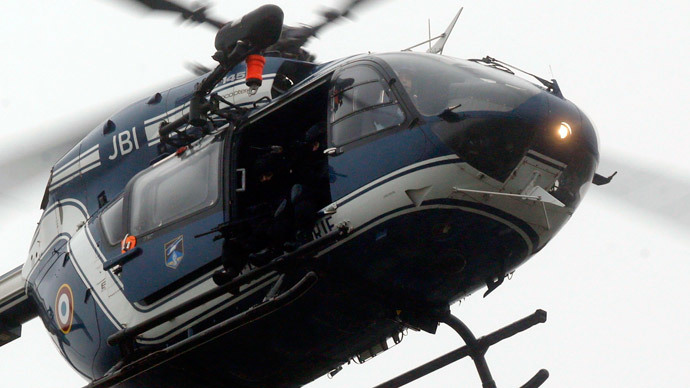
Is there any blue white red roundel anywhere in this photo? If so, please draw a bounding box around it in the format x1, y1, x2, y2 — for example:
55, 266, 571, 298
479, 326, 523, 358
55, 284, 74, 334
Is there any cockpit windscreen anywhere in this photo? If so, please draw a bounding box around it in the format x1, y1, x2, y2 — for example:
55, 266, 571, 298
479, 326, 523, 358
379, 53, 543, 117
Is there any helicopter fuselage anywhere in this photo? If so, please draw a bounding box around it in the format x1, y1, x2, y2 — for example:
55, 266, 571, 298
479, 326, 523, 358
20, 52, 598, 387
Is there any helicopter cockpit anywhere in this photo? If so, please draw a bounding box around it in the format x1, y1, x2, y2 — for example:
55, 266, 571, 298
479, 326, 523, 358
375, 52, 598, 209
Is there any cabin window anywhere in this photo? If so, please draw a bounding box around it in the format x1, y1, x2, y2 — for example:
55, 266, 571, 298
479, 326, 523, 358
101, 197, 125, 246
128, 141, 221, 236
329, 65, 405, 147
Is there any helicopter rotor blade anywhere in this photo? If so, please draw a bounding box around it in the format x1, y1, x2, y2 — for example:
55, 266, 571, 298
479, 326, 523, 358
311, 0, 382, 36
270, 0, 385, 55
0, 75, 196, 191
124, 0, 226, 29
184, 61, 212, 76
0, 106, 117, 190
596, 153, 690, 232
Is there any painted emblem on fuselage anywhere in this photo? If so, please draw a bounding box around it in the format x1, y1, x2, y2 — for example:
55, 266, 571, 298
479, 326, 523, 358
55, 284, 74, 334
164, 235, 185, 269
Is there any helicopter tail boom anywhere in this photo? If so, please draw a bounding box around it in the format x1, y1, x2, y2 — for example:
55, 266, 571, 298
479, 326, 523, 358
0, 265, 36, 347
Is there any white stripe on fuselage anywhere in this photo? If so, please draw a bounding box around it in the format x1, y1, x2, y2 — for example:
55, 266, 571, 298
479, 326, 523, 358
25, 198, 278, 344
50, 144, 102, 191
315, 156, 563, 257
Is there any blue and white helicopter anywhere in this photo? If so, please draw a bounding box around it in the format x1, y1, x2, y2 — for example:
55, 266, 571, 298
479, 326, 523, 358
0, 1, 611, 387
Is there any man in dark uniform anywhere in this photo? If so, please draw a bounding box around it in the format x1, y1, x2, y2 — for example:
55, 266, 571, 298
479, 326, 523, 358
214, 152, 292, 285
288, 122, 330, 246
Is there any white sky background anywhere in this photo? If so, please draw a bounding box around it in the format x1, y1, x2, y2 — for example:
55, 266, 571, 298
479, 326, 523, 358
0, 0, 688, 387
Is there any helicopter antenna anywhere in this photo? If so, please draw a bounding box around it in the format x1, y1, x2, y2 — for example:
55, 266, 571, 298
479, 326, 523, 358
402, 7, 463, 53
427, 6, 463, 54
428, 19, 432, 50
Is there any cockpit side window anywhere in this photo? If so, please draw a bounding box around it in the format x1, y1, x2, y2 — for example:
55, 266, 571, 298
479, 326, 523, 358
127, 142, 221, 237
329, 65, 405, 147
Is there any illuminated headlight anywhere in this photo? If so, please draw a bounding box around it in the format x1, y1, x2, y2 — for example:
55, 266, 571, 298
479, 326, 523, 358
558, 122, 572, 139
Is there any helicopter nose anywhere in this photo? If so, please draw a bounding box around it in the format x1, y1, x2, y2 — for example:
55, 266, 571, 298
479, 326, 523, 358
431, 91, 599, 209
527, 97, 599, 208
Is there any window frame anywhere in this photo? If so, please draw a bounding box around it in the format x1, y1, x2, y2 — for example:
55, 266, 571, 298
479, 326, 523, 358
328, 62, 408, 150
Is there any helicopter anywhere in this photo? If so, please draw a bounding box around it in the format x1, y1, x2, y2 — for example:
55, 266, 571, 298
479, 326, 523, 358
4, 0, 684, 388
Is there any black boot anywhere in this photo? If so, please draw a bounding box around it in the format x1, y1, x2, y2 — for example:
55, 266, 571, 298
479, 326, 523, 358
212, 266, 240, 287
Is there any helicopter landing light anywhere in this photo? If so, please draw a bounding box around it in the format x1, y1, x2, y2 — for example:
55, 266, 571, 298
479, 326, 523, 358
558, 122, 572, 139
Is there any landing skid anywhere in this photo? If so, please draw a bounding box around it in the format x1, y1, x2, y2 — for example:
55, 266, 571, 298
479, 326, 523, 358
86, 272, 318, 388
373, 310, 549, 388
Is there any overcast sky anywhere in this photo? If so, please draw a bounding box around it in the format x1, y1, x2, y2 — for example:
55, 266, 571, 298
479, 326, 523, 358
0, 0, 688, 387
